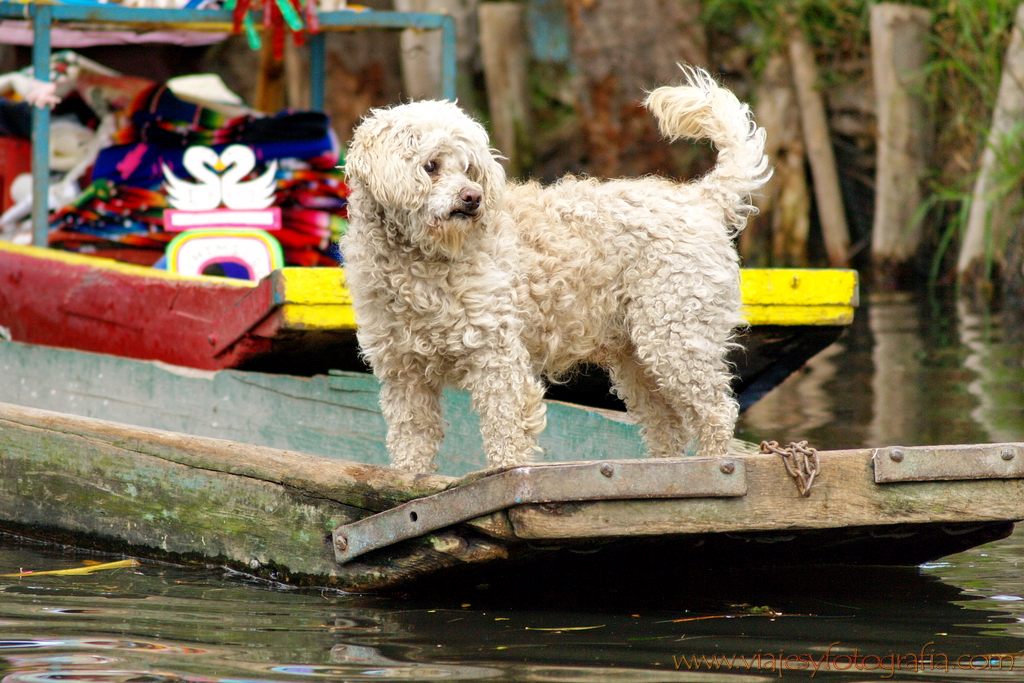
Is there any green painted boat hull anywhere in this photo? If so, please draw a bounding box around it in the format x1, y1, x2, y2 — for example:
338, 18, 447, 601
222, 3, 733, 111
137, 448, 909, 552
0, 339, 646, 477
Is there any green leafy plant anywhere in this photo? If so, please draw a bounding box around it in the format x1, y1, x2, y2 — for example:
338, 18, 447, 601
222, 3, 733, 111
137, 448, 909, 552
705, 0, 1020, 288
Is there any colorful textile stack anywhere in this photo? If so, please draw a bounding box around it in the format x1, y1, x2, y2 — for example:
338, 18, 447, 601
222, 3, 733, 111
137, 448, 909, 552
48, 180, 172, 265
50, 81, 348, 267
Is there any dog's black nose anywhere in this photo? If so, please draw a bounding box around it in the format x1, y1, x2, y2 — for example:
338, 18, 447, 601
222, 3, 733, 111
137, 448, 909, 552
460, 188, 482, 212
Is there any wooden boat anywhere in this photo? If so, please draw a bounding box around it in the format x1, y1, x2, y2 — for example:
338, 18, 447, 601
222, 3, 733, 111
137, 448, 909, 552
0, 240, 858, 410
0, 399, 1020, 592
0, 340, 1021, 592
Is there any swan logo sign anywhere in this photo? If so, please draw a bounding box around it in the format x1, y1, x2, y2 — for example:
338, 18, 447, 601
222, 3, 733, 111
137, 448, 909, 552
161, 144, 283, 281
162, 145, 278, 211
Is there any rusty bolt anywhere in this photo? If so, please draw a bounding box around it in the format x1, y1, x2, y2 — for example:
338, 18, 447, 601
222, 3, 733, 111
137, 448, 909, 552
889, 449, 904, 463
599, 463, 614, 478
334, 534, 348, 552
720, 461, 736, 475
1002, 449, 1016, 461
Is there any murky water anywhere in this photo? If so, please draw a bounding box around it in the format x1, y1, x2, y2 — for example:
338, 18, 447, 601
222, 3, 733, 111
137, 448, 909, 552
2, 293, 1023, 682
737, 292, 1024, 450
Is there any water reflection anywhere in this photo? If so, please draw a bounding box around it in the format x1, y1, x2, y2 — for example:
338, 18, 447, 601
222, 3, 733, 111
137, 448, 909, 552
738, 293, 1024, 449
959, 301, 1024, 443
1, 526, 1023, 682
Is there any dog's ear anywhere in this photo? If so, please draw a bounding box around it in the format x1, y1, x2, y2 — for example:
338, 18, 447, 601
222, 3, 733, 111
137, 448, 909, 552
345, 118, 430, 211
476, 148, 507, 210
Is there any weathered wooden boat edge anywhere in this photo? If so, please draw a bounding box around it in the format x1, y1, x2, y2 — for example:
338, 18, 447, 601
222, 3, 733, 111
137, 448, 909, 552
1, 400, 1021, 592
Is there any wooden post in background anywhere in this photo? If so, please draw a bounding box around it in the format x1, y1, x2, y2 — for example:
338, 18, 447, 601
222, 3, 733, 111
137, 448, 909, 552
394, 0, 478, 102
958, 2, 1024, 293
395, 0, 444, 100
479, 2, 530, 174
870, 3, 931, 289
788, 28, 851, 268
255, 38, 287, 113
283, 34, 311, 111
748, 52, 811, 267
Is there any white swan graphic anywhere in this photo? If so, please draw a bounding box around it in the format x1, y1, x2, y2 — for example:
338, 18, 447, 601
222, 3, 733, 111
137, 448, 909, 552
162, 146, 222, 211
162, 144, 278, 211
219, 145, 278, 210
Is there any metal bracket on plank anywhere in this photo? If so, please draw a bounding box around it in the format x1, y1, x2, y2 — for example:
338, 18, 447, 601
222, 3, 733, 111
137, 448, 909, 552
332, 457, 747, 564
873, 443, 1024, 483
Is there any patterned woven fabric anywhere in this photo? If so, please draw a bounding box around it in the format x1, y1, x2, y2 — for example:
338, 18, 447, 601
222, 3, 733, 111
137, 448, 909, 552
52, 80, 348, 269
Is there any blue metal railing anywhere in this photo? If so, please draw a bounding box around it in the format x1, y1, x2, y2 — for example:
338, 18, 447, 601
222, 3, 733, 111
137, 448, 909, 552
0, 3, 457, 247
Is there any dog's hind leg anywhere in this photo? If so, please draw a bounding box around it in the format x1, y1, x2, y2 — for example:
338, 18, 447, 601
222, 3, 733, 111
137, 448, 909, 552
627, 299, 740, 459
636, 339, 738, 458
609, 352, 694, 457
379, 368, 447, 474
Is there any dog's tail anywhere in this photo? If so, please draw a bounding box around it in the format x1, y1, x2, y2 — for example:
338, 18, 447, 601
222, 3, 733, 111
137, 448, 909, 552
643, 65, 771, 235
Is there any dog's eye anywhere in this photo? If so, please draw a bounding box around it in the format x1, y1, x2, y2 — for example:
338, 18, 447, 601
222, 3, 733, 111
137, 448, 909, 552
424, 160, 439, 175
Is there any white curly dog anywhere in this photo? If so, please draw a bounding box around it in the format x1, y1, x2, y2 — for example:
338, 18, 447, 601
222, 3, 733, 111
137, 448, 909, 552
342, 66, 770, 474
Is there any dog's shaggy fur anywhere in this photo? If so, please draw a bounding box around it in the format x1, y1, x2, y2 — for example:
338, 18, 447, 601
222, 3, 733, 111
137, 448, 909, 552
342, 66, 770, 473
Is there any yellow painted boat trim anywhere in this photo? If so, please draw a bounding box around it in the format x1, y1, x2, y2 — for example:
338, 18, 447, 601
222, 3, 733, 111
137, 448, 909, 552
279, 303, 357, 329
741, 269, 859, 306
204, 266, 861, 330
272, 268, 355, 329
742, 305, 854, 326
740, 268, 859, 326
1, 241, 858, 330
272, 267, 351, 305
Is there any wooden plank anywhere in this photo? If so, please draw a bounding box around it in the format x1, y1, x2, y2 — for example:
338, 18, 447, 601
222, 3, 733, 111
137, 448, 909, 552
334, 457, 748, 564
1, 399, 1021, 587
874, 443, 1024, 482
788, 28, 851, 267
507, 448, 1024, 539
0, 400, 452, 509
0, 401, 469, 587
0, 342, 396, 469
